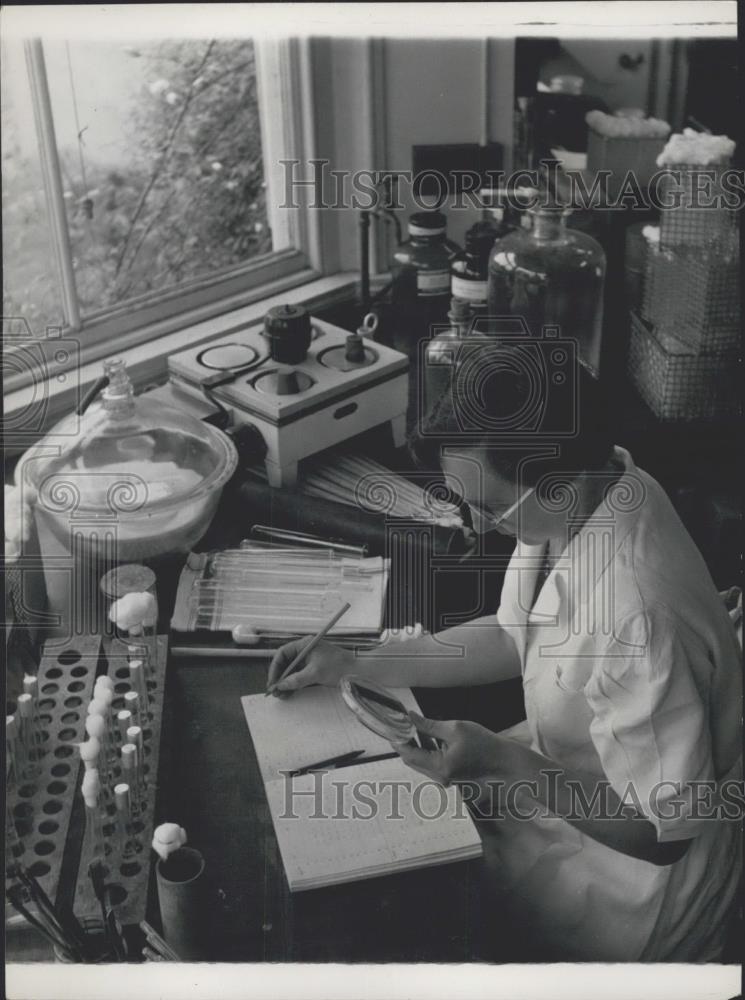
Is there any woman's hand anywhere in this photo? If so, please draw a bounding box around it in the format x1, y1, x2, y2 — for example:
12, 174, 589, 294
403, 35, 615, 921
397, 712, 520, 785
266, 638, 354, 696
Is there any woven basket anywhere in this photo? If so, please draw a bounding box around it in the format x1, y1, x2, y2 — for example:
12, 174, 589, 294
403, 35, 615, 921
657, 163, 737, 247
641, 238, 740, 352
628, 312, 740, 422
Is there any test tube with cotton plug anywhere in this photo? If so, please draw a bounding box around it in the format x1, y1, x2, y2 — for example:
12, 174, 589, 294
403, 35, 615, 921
127, 660, 150, 720
81, 768, 106, 861
110, 593, 158, 680
114, 783, 139, 860
126, 725, 148, 798
85, 715, 112, 788
121, 744, 141, 817
6, 714, 25, 787
17, 693, 42, 779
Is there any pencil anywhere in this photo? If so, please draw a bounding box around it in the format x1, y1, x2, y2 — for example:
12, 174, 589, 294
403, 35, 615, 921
265, 601, 351, 696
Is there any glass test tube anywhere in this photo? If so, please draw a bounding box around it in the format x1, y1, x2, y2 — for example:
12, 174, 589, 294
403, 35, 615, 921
120, 744, 140, 817
128, 660, 150, 719
128, 642, 154, 682
114, 783, 139, 860
82, 777, 106, 861
126, 726, 147, 799
6, 797, 24, 861
6, 714, 24, 786
117, 710, 133, 745
84, 716, 112, 790
17, 694, 42, 779
123, 691, 140, 730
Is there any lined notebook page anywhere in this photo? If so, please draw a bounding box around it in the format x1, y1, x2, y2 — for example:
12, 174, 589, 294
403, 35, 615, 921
241, 686, 420, 785
264, 758, 483, 891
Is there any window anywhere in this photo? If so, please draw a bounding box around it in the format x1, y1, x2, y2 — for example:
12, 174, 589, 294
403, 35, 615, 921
2, 34, 316, 395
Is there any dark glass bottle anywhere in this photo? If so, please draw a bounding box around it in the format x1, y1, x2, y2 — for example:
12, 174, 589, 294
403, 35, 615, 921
487, 205, 606, 374
450, 225, 494, 310
390, 211, 461, 340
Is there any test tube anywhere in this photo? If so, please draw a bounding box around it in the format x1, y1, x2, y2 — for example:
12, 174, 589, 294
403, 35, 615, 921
127, 660, 150, 719
114, 783, 139, 860
126, 725, 147, 799
121, 744, 140, 817
6, 714, 24, 786
82, 769, 106, 861
17, 693, 42, 779
6, 797, 24, 861
123, 691, 140, 730
117, 709, 133, 745
85, 715, 112, 788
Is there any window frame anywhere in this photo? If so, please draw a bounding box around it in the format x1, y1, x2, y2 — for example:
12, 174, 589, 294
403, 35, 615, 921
4, 36, 320, 396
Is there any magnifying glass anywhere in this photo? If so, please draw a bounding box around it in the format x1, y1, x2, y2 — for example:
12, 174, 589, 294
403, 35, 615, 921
339, 676, 439, 750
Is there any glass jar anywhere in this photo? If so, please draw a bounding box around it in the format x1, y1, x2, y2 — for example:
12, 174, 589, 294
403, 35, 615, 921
487, 206, 606, 374
390, 211, 461, 340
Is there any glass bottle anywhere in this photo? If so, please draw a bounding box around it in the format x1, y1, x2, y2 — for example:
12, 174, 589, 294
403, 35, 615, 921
487, 205, 606, 375
450, 226, 494, 310
423, 297, 471, 417
390, 211, 461, 341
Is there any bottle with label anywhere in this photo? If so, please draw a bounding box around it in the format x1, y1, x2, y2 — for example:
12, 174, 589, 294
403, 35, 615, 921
390, 211, 461, 342
450, 225, 494, 311
487, 204, 606, 374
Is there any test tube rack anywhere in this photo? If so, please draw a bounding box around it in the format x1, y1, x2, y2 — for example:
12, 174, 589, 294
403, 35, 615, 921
6, 635, 102, 908
72, 635, 168, 926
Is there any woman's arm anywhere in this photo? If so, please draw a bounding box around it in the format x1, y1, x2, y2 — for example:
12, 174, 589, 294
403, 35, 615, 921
267, 616, 522, 693
398, 715, 692, 867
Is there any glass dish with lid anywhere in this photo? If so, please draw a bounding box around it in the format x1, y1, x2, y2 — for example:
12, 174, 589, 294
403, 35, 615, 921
18, 359, 238, 565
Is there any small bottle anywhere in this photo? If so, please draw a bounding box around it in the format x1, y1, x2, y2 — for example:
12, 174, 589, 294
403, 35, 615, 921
114, 783, 139, 860
391, 211, 461, 340
450, 226, 494, 311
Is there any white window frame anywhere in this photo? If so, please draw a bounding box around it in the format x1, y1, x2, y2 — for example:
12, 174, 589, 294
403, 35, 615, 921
4, 36, 323, 396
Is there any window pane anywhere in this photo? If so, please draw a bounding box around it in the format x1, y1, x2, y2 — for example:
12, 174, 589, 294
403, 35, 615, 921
2, 40, 65, 336
43, 38, 272, 314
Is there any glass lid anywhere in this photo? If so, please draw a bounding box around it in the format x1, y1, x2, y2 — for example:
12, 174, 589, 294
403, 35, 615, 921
20, 359, 237, 516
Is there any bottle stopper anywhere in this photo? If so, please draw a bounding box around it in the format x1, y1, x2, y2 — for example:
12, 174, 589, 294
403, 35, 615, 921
152, 822, 188, 861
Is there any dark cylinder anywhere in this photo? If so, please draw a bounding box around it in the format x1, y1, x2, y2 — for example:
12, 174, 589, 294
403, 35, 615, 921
264, 304, 312, 364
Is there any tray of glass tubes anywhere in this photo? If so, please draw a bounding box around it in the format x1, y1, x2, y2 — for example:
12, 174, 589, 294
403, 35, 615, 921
6, 636, 103, 910
72, 633, 168, 926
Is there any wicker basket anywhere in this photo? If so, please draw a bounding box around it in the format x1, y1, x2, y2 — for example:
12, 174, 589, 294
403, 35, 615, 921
641, 238, 740, 352
658, 164, 737, 247
628, 312, 740, 422
586, 131, 667, 200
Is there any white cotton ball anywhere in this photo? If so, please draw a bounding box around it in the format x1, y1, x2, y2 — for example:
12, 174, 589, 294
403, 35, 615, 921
79, 738, 100, 763
152, 823, 188, 860
109, 591, 157, 630
85, 715, 105, 740
95, 675, 115, 692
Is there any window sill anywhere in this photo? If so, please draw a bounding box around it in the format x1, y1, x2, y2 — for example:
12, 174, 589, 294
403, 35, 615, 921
3, 271, 360, 459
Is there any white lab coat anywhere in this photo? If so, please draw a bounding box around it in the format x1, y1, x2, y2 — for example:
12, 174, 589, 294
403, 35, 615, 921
484, 447, 742, 962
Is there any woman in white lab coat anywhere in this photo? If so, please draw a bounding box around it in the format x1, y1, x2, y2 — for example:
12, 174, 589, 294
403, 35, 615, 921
267, 356, 742, 962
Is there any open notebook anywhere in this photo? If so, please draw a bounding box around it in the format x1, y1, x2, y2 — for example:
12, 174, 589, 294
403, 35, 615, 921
241, 687, 483, 892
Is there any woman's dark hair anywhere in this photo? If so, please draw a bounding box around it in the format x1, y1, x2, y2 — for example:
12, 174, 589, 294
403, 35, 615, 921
408, 343, 614, 487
